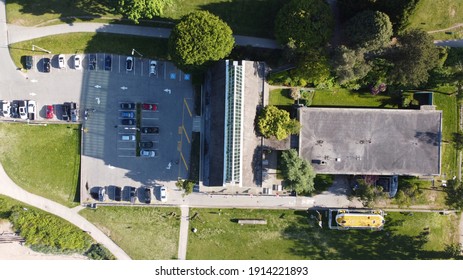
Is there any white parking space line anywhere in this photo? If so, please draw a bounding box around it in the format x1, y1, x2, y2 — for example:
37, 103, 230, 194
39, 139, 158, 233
118, 155, 136, 158
118, 55, 121, 73
164, 63, 167, 80
141, 117, 159, 120
117, 147, 135, 150
140, 60, 143, 76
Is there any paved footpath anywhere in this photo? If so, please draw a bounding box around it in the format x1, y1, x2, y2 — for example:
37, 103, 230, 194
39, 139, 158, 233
0, 164, 131, 260
177, 205, 189, 260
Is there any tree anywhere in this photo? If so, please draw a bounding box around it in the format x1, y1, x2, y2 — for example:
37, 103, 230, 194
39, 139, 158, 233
176, 179, 195, 195
444, 180, 463, 210
117, 0, 170, 23
386, 29, 439, 87
331, 45, 372, 88
168, 11, 234, 72
291, 50, 332, 87
257, 106, 301, 140
280, 149, 316, 194
343, 10, 393, 51
274, 0, 333, 51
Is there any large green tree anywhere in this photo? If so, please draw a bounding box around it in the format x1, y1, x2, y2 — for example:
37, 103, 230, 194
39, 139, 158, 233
386, 29, 439, 87
281, 149, 316, 194
331, 45, 372, 88
343, 10, 393, 51
168, 11, 234, 72
117, 0, 170, 23
257, 106, 300, 140
274, 0, 333, 51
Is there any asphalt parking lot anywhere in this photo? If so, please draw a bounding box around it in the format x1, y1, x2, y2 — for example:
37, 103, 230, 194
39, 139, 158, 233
23, 53, 195, 204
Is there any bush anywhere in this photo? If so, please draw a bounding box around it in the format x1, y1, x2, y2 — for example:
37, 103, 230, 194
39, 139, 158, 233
9, 206, 93, 254
85, 244, 116, 260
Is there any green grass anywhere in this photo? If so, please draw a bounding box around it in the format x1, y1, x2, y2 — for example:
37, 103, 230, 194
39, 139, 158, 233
269, 89, 294, 106
7, 0, 286, 37
407, 0, 463, 39
9, 33, 169, 69
0, 123, 80, 207
6, 0, 121, 26
187, 208, 459, 260
312, 88, 399, 108
80, 206, 181, 260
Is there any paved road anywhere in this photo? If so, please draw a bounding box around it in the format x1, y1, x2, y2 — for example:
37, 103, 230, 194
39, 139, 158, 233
7, 22, 282, 49
0, 163, 131, 260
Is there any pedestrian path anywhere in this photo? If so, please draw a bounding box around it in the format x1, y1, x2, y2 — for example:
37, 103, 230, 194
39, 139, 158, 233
177, 205, 190, 260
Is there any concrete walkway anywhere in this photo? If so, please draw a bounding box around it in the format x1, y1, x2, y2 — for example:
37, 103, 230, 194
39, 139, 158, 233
177, 205, 189, 260
7, 22, 282, 49
0, 164, 131, 260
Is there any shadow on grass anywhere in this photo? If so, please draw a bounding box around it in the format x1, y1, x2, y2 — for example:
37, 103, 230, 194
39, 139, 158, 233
282, 210, 450, 260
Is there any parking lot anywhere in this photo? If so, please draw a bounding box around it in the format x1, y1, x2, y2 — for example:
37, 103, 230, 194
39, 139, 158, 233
22, 53, 195, 204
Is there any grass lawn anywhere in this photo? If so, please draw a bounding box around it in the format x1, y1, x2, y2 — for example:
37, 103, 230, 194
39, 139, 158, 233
312, 88, 399, 108
9, 33, 169, 69
80, 206, 181, 260
269, 89, 294, 106
7, 0, 286, 37
187, 208, 459, 259
408, 0, 463, 39
0, 123, 80, 207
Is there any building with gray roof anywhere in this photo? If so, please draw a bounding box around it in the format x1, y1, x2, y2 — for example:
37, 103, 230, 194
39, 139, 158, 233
298, 107, 442, 176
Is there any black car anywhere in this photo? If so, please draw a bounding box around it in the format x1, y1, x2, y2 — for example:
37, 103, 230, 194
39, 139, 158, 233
104, 55, 112, 70
139, 141, 154, 148
144, 187, 151, 204
121, 119, 135, 125
120, 103, 135, 110
141, 127, 159, 134
62, 103, 70, 121
25, 56, 33, 69
89, 54, 97, 70
43, 58, 51, 72
114, 186, 122, 201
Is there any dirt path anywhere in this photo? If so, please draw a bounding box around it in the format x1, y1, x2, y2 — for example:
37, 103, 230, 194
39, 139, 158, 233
428, 23, 463, 34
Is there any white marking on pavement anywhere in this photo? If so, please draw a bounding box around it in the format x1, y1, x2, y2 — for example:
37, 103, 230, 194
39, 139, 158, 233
164, 89, 171, 94
96, 97, 100, 104
29, 92, 36, 96
166, 162, 171, 170
107, 164, 115, 169
94, 85, 101, 88
121, 86, 128, 90
30, 79, 38, 83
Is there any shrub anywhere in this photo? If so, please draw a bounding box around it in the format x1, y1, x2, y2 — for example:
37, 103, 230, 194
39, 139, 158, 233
85, 244, 116, 260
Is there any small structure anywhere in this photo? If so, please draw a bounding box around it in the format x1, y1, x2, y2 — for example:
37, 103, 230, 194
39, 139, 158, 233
328, 209, 385, 230
237, 219, 267, 225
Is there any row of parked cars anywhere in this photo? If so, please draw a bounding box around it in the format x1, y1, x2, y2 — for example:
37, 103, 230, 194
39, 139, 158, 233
91, 185, 167, 203
119, 102, 159, 157
25, 54, 158, 74
2, 100, 36, 120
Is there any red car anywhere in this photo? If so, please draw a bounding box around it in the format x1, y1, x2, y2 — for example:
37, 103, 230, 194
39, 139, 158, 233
142, 103, 157, 111
46, 105, 54, 119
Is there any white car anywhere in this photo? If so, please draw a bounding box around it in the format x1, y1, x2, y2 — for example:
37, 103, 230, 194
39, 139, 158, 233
149, 60, 157, 76
159, 186, 167, 202
121, 135, 135, 141
126, 56, 133, 71
27, 100, 36, 120
2, 101, 10, 116
18, 101, 27, 120
74, 55, 81, 70
140, 149, 156, 157
58, 54, 66, 68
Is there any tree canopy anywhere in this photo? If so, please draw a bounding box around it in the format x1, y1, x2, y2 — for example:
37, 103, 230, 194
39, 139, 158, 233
386, 29, 439, 87
343, 10, 393, 51
168, 11, 234, 72
331, 45, 372, 88
117, 0, 170, 23
257, 105, 301, 140
281, 149, 316, 194
274, 0, 333, 51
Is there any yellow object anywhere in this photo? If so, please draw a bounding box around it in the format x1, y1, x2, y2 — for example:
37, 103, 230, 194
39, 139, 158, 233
336, 213, 384, 229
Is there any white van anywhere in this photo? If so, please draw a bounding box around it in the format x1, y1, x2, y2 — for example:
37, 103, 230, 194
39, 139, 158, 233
121, 135, 135, 141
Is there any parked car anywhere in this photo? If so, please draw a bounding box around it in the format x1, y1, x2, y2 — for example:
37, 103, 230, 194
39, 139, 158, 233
98, 187, 106, 202
140, 149, 156, 157
159, 186, 167, 202
18, 101, 27, 120
27, 100, 36, 120
104, 55, 111, 70
142, 103, 157, 111
120, 111, 135, 118
121, 119, 135, 125
114, 186, 122, 201
144, 187, 151, 204
25, 56, 33, 70
120, 103, 135, 110
43, 58, 51, 73
46, 105, 54, 119
74, 54, 82, 70
141, 127, 159, 134
10, 102, 18, 118
129, 187, 136, 203
71, 107, 79, 122
149, 60, 157, 76
139, 141, 154, 149
2, 101, 10, 116
62, 103, 70, 121
121, 134, 136, 141
126, 56, 133, 71
89, 54, 96, 70
58, 54, 66, 68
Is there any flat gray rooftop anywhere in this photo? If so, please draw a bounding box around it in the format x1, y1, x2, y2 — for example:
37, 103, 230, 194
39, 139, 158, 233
298, 107, 442, 176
